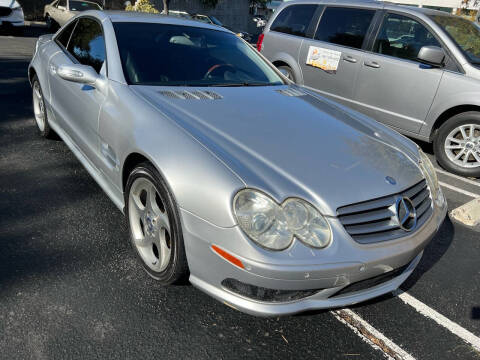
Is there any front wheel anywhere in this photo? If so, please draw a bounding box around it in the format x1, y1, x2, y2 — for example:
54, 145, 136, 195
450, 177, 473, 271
434, 112, 480, 178
32, 75, 54, 138
125, 162, 189, 284
45, 15, 57, 31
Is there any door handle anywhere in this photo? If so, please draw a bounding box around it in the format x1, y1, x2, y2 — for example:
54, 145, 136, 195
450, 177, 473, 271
343, 56, 357, 63
364, 61, 380, 69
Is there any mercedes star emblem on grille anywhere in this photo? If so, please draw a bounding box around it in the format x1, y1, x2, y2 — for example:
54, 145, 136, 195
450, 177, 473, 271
395, 196, 417, 232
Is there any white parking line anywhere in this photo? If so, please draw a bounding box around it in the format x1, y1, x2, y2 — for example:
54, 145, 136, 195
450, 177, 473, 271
332, 309, 416, 360
439, 181, 480, 198
394, 290, 480, 352
435, 168, 480, 188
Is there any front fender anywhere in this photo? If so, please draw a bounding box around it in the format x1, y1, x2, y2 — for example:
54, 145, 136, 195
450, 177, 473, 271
103, 83, 246, 228
422, 71, 480, 139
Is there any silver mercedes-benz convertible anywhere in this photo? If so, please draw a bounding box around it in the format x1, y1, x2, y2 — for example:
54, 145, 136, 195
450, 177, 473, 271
28, 10, 447, 316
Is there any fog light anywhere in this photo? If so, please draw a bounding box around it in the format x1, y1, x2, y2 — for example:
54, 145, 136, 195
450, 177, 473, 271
221, 278, 321, 303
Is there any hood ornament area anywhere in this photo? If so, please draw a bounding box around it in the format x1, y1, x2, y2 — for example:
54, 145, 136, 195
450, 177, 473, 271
385, 176, 396, 185
395, 197, 417, 232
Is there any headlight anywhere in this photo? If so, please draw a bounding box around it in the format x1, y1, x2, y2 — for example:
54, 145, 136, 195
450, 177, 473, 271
233, 189, 332, 250
418, 150, 444, 206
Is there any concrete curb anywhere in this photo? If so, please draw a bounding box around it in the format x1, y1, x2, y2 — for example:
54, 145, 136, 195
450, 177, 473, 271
450, 198, 480, 227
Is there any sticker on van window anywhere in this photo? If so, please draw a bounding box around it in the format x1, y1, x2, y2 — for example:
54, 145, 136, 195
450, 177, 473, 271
306, 46, 341, 74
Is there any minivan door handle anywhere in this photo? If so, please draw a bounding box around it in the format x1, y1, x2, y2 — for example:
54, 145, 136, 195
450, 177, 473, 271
364, 61, 381, 69
343, 56, 357, 63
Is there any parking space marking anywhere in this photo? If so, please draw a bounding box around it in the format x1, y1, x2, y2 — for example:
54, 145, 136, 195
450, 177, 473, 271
439, 181, 480, 198
435, 168, 480, 188
332, 309, 416, 360
394, 290, 480, 352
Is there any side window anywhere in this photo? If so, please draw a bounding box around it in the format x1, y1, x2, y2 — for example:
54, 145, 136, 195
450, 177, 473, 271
56, 20, 77, 48
314, 7, 375, 49
373, 13, 441, 61
270, 4, 317, 38
57, 0, 66, 8
67, 18, 106, 73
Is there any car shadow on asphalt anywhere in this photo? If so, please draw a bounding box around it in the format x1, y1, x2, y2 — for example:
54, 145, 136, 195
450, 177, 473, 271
399, 216, 455, 291
472, 307, 480, 320
0, 25, 50, 39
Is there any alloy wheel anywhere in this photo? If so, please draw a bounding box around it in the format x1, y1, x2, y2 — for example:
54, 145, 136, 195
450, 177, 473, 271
33, 81, 45, 132
444, 124, 480, 168
128, 177, 172, 272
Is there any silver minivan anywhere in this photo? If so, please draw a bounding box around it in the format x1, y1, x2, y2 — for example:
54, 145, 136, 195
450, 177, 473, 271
259, 0, 480, 177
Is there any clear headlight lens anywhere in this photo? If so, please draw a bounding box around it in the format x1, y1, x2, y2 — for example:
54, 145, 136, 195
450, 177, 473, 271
234, 189, 332, 250
418, 149, 444, 206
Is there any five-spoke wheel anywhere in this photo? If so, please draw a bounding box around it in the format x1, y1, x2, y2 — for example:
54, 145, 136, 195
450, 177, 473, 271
32, 75, 53, 138
125, 162, 188, 284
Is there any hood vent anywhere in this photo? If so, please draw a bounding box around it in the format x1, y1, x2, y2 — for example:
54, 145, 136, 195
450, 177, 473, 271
158, 90, 223, 100
276, 88, 306, 97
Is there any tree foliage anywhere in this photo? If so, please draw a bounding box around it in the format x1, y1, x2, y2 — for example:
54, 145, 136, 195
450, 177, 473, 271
125, 0, 159, 13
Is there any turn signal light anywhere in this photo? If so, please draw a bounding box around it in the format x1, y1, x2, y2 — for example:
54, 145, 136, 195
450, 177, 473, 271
211, 245, 244, 269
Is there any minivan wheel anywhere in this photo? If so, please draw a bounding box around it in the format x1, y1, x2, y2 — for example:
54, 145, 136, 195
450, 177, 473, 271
45, 15, 56, 31
125, 162, 189, 284
434, 112, 480, 178
277, 65, 295, 82
32, 75, 54, 139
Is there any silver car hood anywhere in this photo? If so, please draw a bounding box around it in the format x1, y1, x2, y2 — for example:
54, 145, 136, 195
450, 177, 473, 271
133, 85, 423, 216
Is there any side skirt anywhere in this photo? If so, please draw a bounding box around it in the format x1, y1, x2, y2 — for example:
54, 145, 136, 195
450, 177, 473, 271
48, 120, 125, 214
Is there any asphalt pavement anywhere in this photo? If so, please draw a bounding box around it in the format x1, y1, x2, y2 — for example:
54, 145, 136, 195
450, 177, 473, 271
0, 27, 479, 360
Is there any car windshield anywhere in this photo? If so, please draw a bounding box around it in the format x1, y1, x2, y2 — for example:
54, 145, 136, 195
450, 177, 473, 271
69, 1, 102, 11
113, 22, 284, 87
430, 14, 480, 64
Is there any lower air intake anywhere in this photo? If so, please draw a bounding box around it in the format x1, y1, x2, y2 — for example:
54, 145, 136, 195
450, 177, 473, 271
221, 278, 320, 303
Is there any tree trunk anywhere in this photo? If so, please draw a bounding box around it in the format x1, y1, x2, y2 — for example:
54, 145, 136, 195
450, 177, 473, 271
163, 0, 170, 14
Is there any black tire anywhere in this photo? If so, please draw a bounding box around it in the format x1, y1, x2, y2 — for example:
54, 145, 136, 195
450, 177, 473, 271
434, 111, 480, 178
125, 162, 189, 284
277, 65, 296, 83
45, 15, 57, 31
32, 75, 55, 139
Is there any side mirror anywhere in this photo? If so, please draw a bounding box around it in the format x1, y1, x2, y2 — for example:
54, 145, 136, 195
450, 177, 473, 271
417, 46, 445, 67
57, 64, 99, 85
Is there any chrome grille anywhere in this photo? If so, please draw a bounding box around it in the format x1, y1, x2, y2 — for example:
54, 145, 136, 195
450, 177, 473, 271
0, 7, 12, 17
337, 179, 433, 244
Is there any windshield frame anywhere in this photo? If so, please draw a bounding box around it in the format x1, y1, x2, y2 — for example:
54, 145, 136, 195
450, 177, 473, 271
112, 21, 287, 87
429, 14, 480, 65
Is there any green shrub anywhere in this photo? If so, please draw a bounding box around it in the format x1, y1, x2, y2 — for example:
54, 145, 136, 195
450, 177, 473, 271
125, 0, 159, 14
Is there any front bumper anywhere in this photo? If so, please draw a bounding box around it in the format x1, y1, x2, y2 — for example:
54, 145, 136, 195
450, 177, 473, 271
0, 10, 25, 27
181, 196, 447, 317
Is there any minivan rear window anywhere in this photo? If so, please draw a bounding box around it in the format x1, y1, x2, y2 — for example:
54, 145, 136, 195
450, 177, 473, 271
315, 7, 375, 49
270, 4, 318, 38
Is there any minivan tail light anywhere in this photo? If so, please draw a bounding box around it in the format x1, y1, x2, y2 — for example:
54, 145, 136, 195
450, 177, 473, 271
256, 33, 264, 52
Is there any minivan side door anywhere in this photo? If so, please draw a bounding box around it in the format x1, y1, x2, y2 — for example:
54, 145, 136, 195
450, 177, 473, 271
354, 12, 444, 133
298, 6, 377, 107
56, 0, 69, 26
